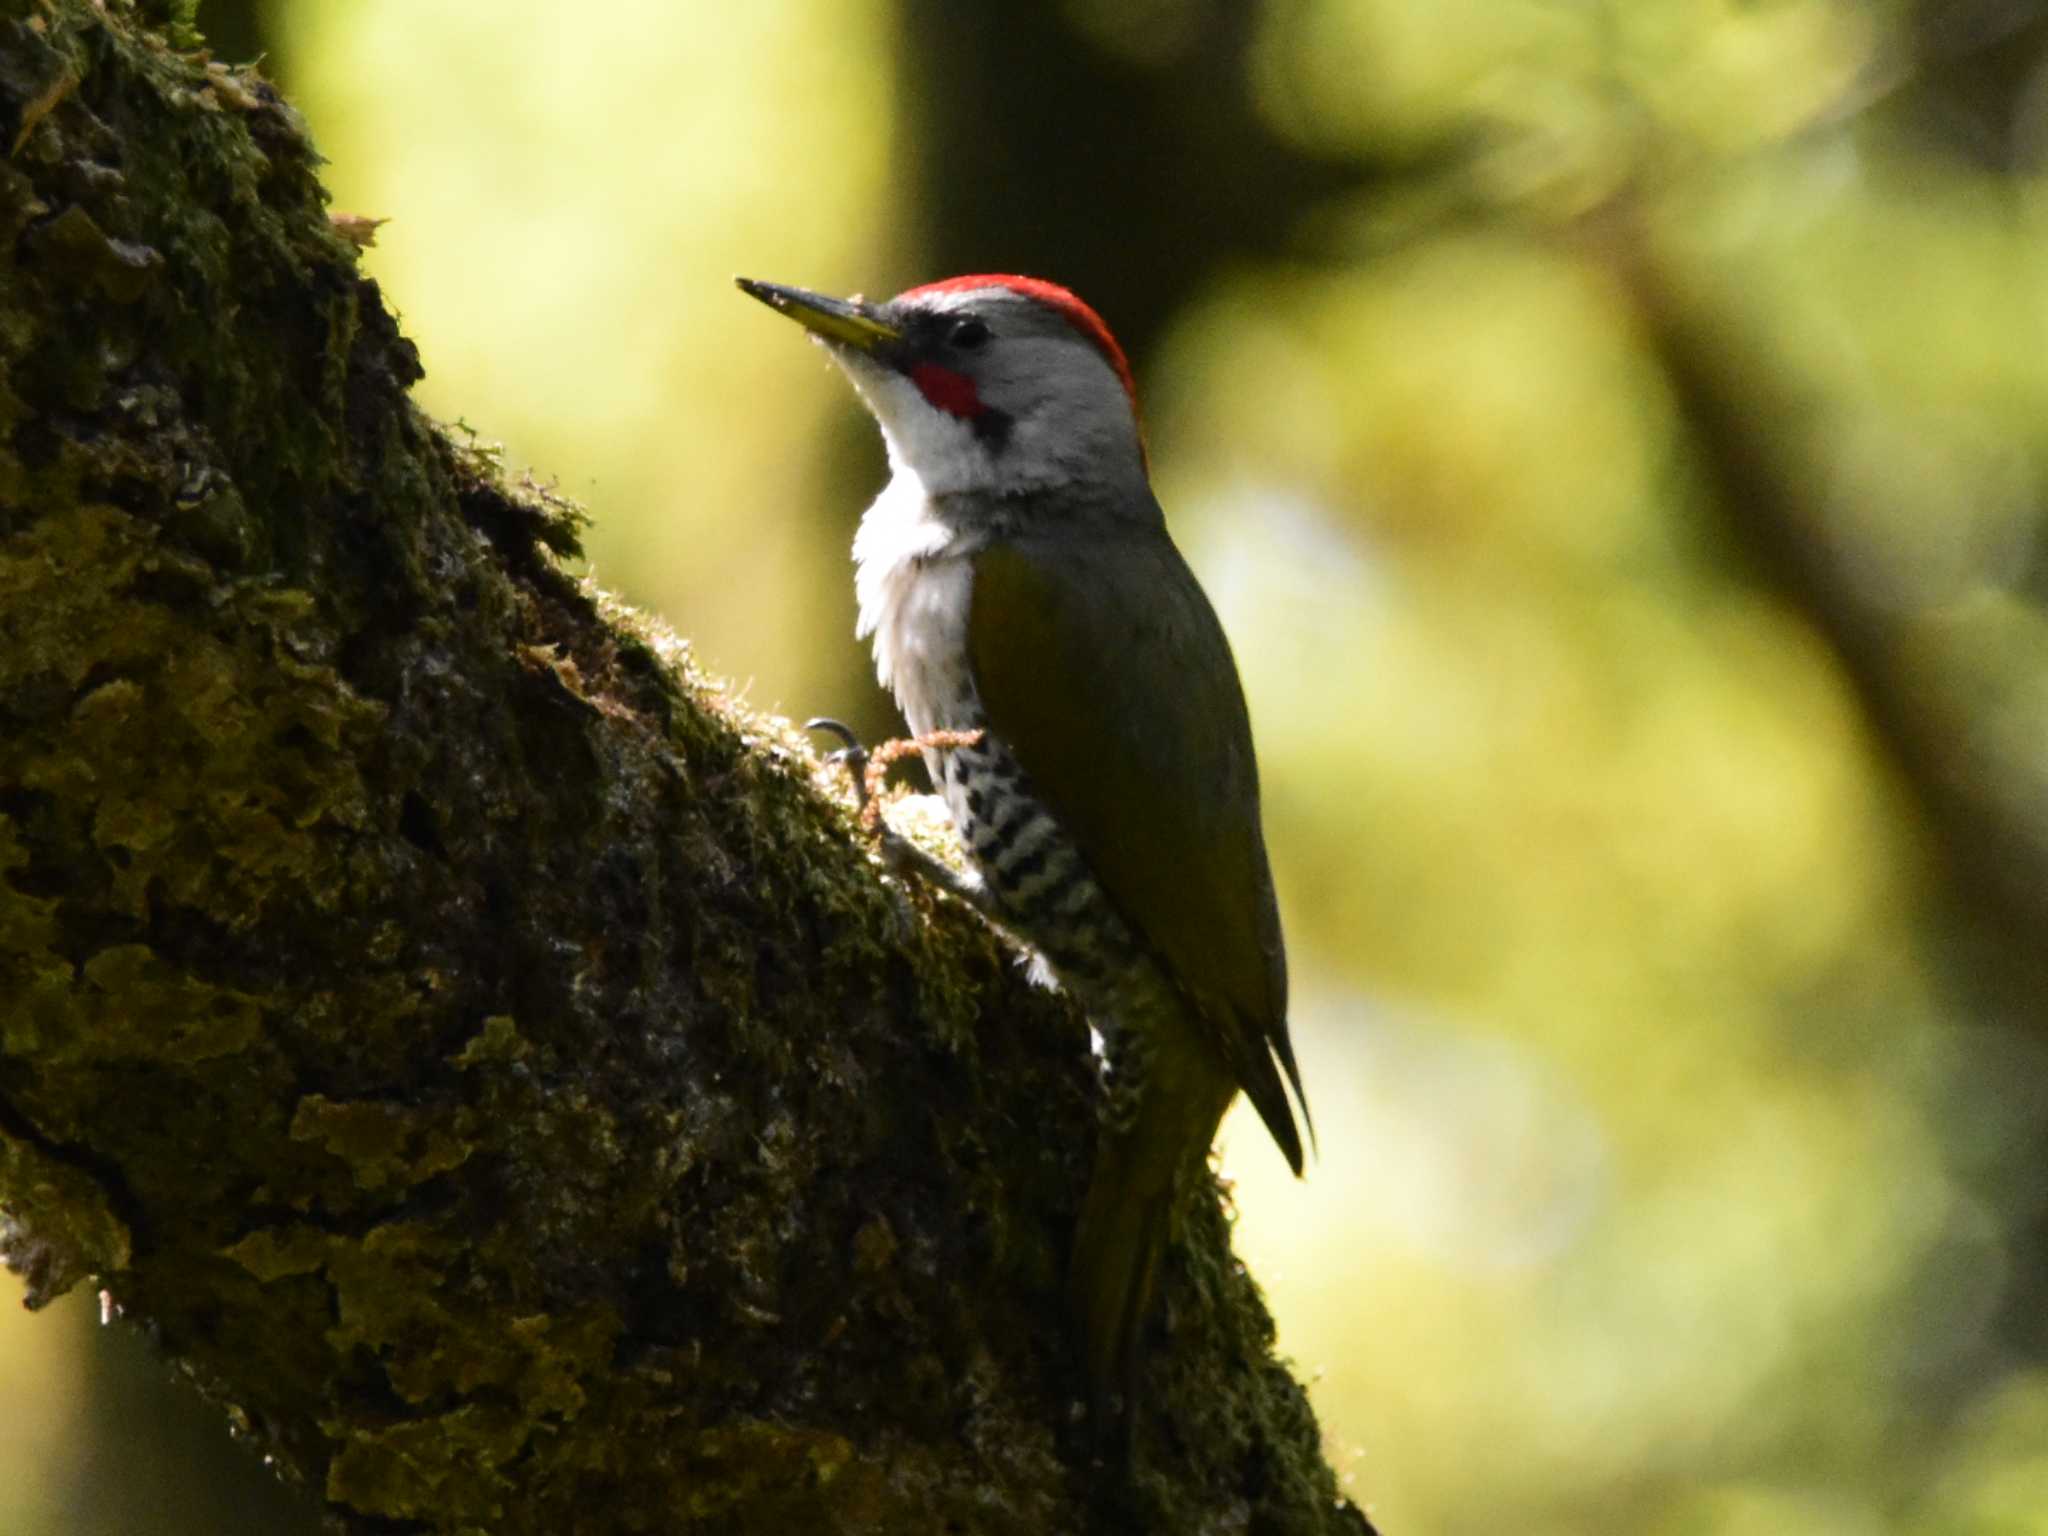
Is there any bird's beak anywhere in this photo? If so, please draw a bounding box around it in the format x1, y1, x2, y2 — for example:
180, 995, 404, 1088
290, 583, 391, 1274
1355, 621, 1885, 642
735, 277, 903, 355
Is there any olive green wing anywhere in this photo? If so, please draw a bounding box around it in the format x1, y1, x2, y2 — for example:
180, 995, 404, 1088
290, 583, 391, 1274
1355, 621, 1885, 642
968, 529, 1306, 1173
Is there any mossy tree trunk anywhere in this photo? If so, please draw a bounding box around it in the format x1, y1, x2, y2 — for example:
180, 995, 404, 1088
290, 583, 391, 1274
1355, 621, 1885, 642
0, 4, 1359, 1531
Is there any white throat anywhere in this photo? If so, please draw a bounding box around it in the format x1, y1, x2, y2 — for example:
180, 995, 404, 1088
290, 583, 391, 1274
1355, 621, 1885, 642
844, 366, 1012, 499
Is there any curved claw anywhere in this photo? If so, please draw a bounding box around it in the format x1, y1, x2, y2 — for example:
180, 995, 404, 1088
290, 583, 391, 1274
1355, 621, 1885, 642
803, 716, 861, 754
804, 717, 872, 810
804, 720, 992, 911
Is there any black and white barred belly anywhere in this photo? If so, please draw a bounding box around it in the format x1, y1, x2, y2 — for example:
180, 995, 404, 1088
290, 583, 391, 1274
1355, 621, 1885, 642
924, 689, 1177, 1046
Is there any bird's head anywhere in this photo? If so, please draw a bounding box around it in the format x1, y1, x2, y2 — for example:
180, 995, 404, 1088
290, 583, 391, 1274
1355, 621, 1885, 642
738, 274, 1147, 501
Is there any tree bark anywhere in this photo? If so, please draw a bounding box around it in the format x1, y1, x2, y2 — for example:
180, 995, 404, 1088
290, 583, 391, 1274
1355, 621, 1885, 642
0, 4, 1363, 1531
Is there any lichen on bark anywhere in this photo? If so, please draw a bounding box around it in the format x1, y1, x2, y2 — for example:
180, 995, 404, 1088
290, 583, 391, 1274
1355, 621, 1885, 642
0, 4, 1364, 1531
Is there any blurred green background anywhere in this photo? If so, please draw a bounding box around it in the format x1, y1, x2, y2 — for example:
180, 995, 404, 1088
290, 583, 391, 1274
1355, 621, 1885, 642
11, 1, 2048, 1531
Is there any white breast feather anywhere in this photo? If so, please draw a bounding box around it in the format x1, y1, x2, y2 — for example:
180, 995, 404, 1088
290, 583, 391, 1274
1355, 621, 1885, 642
852, 470, 974, 737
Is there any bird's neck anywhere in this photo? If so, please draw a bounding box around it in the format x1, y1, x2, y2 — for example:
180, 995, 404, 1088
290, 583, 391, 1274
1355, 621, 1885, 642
856, 457, 1160, 564
854, 469, 974, 570
848, 464, 1166, 713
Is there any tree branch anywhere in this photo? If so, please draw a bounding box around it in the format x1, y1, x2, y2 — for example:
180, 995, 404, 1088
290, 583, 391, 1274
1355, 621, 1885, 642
0, 3, 1362, 1530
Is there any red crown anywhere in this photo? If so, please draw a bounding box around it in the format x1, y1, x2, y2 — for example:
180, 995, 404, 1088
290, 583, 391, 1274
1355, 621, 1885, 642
896, 274, 1138, 407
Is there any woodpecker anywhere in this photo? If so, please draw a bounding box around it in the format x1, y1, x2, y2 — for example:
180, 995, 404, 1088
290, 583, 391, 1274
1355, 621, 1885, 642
738, 273, 1310, 1414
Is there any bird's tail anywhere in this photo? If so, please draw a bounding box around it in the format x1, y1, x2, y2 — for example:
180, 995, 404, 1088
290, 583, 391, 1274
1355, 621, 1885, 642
1067, 1066, 1235, 1419
1069, 1127, 1176, 1416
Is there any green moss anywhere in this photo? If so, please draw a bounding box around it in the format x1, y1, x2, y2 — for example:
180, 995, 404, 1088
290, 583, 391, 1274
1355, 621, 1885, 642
66, 944, 265, 1061
680, 1422, 861, 1521
131, 1, 203, 49
0, 818, 56, 958
326, 1402, 531, 1523
499, 1307, 622, 1417
288, 1095, 474, 1192
221, 1224, 330, 1283
0, 1134, 133, 1305
450, 1013, 530, 1068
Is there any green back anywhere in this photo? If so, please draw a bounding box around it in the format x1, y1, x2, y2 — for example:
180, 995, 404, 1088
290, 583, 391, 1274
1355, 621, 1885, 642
967, 527, 1306, 1173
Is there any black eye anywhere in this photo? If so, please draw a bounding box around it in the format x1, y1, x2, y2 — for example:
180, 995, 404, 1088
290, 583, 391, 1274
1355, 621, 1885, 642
949, 317, 990, 351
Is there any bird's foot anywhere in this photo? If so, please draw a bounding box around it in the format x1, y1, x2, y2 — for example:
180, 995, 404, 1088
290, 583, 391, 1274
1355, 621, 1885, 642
804, 718, 991, 909
805, 717, 878, 815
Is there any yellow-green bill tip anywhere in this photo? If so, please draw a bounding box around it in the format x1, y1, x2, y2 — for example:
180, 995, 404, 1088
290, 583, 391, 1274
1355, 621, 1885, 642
735, 277, 901, 353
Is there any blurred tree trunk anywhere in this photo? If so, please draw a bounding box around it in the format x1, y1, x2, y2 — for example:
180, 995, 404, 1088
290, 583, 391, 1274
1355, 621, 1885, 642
0, 5, 1364, 1532
892, 0, 1371, 371
1616, 217, 2048, 1382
